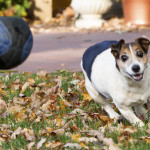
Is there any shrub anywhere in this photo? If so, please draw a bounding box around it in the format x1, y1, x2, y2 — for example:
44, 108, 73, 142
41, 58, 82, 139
0, 0, 31, 17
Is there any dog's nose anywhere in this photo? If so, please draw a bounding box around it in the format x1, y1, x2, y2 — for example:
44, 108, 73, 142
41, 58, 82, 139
132, 65, 140, 73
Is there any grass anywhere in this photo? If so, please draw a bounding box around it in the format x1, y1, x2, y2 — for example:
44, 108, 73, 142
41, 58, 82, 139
0, 70, 149, 149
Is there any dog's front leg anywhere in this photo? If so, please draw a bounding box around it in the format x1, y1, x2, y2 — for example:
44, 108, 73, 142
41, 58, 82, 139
117, 106, 144, 127
147, 98, 150, 121
134, 105, 148, 121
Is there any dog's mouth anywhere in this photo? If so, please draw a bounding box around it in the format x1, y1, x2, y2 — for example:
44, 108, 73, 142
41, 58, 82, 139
126, 72, 143, 82
132, 74, 143, 81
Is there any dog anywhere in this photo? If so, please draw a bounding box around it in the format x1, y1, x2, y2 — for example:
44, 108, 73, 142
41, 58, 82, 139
81, 37, 150, 127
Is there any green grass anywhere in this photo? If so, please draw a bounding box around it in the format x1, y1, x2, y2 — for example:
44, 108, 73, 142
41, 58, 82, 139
0, 70, 150, 149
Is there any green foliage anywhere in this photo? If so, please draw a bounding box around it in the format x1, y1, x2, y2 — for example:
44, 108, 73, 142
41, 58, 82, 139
0, 0, 31, 17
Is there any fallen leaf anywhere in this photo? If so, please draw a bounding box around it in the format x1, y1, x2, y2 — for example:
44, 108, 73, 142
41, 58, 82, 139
37, 70, 47, 77
63, 143, 81, 149
70, 79, 80, 85
21, 128, 36, 141
45, 140, 62, 149
103, 138, 114, 146
109, 144, 121, 150
28, 78, 35, 84
82, 130, 104, 137
62, 120, 72, 129
37, 138, 46, 149
21, 82, 30, 93
51, 128, 65, 136
69, 108, 85, 115
27, 142, 35, 150
71, 133, 81, 142
124, 127, 135, 134
0, 99, 7, 114
79, 137, 99, 144
0, 137, 5, 146
82, 93, 92, 101
13, 79, 20, 84
41, 100, 55, 112
55, 116, 64, 127
98, 114, 114, 124
11, 127, 22, 139
145, 137, 150, 143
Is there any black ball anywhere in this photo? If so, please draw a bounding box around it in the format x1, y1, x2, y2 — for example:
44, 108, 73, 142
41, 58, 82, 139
0, 17, 33, 69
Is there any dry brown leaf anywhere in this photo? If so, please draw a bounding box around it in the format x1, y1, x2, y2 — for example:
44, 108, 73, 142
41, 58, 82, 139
30, 92, 41, 109
71, 133, 81, 142
37, 138, 46, 149
124, 128, 135, 134
60, 90, 67, 98
103, 138, 114, 146
51, 128, 65, 136
0, 137, 5, 146
28, 78, 35, 84
0, 99, 7, 114
21, 128, 36, 141
27, 142, 35, 150
69, 108, 85, 115
145, 137, 150, 143
70, 79, 80, 85
0, 124, 10, 129
55, 116, 64, 127
41, 100, 55, 112
109, 145, 121, 150
45, 127, 53, 133
8, 105, 24, 114
15, 111, 27, 122
98, 114, 114, 124
82, 130, 104, 137
37, 70, 47, 77
13, 84, 20, 90
146, 129, 150, 134
21, 82, 30, 93
62, 120, 72, 129
13, 97, 27, 105
50, 85, 59, 94
82, 93, 92, 101
79, 137, 99, 144
45, 140, 62, 149
63, 143, 81, 149
13, 79, 21, 84
11, 127, 22, 139
67, 92, 79, 103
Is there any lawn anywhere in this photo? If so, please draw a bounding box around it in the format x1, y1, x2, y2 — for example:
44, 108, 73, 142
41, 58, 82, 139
0, 70, 150, 150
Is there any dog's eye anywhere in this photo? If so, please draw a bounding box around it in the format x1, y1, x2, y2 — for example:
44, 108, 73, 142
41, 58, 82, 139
121, 55, 128, 62
137, 51, 143, 58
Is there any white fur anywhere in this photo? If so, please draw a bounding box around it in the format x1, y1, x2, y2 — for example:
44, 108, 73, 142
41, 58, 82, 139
81, 48, 150, 127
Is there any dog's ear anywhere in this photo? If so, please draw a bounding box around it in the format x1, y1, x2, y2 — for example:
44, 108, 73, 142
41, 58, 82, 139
135, 37, 150, 53
111, 39, 125, 59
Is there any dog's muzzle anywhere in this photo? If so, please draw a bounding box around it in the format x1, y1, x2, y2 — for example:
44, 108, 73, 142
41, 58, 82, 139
126, 72, 143, 82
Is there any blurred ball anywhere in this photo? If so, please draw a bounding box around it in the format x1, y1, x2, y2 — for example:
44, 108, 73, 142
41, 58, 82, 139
0, 17, 33, 69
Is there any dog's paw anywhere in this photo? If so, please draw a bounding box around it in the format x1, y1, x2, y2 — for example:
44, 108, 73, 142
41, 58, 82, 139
134, 121, 145, 127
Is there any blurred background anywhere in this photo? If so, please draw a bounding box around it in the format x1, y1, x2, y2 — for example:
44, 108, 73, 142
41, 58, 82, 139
1, 0, 149, 32
1, 0, 150, 72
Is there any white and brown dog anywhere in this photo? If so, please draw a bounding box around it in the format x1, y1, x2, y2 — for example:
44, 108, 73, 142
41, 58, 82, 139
81, 37, 150, 127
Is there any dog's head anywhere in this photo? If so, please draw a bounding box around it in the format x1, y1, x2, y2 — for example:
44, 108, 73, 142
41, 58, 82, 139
111, 37, 150, 82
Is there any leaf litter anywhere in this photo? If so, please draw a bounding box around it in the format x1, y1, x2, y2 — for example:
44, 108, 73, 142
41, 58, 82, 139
0, 70, 149, 149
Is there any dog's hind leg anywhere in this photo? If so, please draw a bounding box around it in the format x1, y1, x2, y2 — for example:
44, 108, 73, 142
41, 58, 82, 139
85, 77, 120, 119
